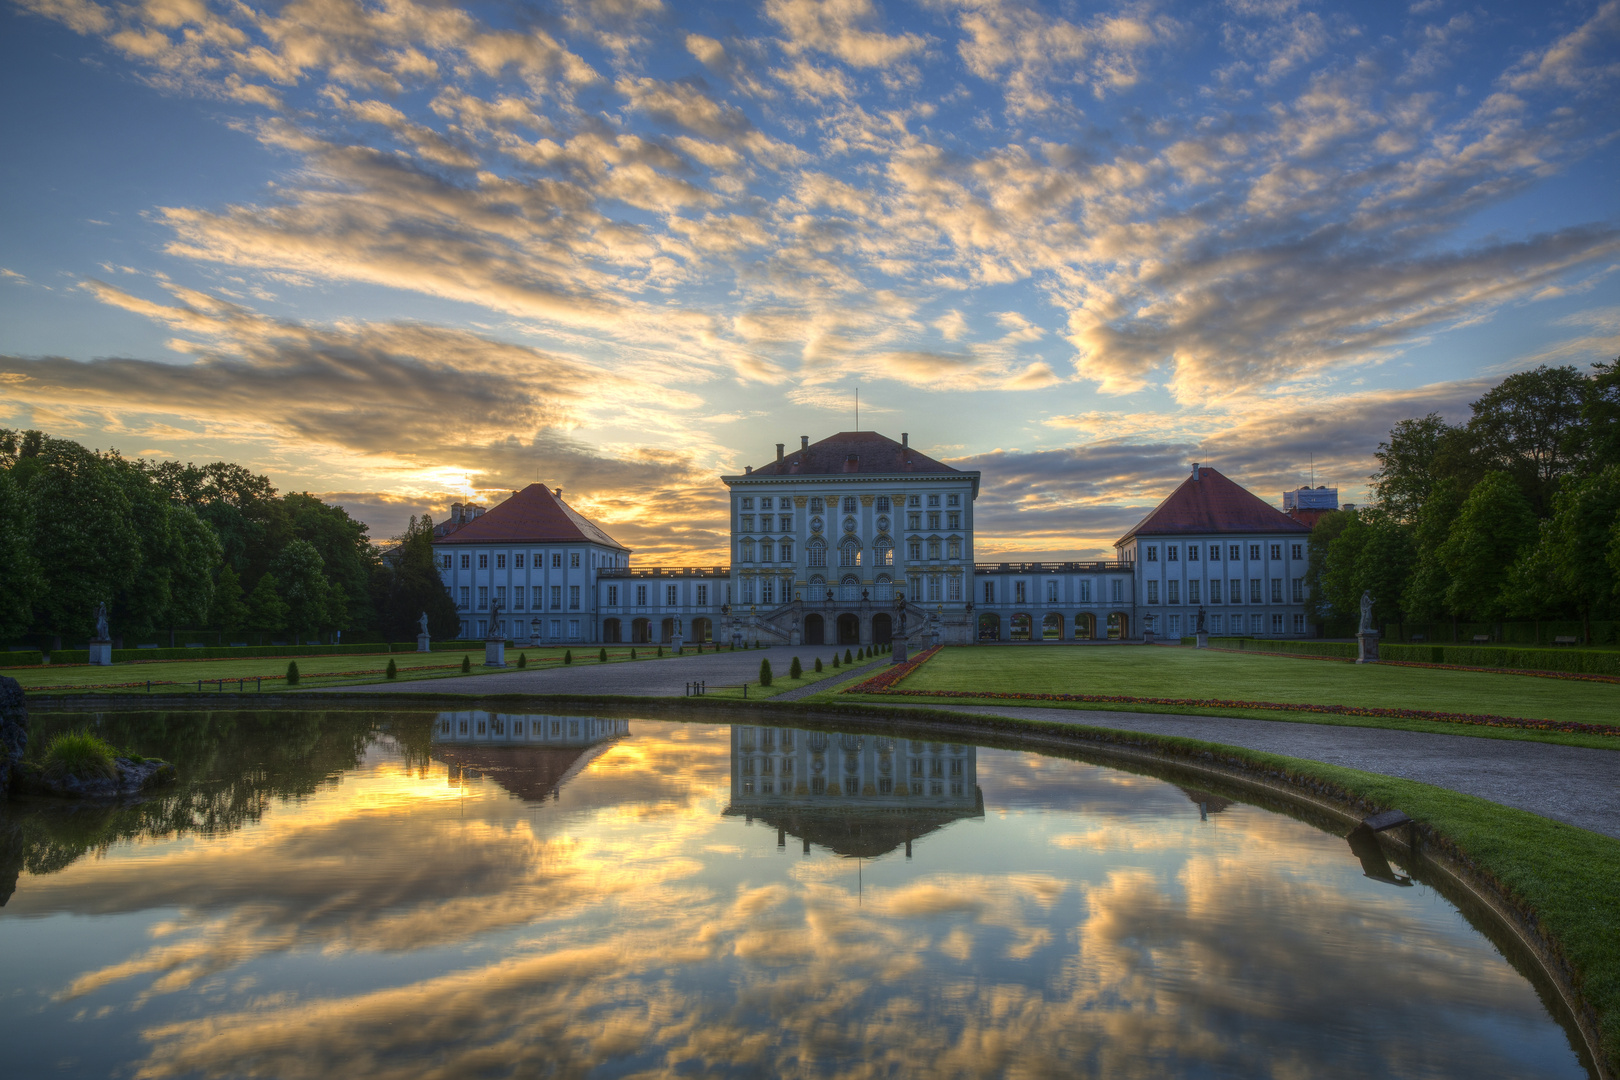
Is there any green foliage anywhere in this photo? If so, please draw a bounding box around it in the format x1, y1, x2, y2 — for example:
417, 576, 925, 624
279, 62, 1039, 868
385, 658, 397, 679
563, 650, 572, 665
631, 648, 637, 659
209, 565, 248, 637
1380, 643, 1620, 677
1441, 472, 1537, 621
832, 653, 840, 668
0, 467, 43, 641
814, 657, 823, 672
273, 539, 328, 643
517, 652, 527, 668
375, 515, 459, 642
844, 648, 852, 663
657, 646, 663, 657
599, 647, 607, 662
790, 656, 802, 679
461, 653, 471, 672
246, 573, 289, 637
759, 658, 772, 687
285, 660, 300, 686
43, 731, 119, 782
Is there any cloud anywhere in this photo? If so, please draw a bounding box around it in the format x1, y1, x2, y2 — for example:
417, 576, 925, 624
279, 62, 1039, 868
1503, 0, 1620, 93
765, 0, 926, 68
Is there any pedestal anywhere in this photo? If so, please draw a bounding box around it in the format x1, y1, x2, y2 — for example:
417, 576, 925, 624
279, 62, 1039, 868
1356, 632, 1379, 664
417, 634, 431, 653
1196, 631, 1208, 650
88, 640, 113, 666
484, 640, 506, 667
891, 641, 908, 664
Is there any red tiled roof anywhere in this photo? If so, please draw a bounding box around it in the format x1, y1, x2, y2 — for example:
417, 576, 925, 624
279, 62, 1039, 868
1115, 466, 1310, 546
434, 484, 629, 551
735, 431, 963, 477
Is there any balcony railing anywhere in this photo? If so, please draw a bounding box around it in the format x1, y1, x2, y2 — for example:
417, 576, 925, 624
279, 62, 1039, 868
973, 561, 1132, 574
598, 566, 730, 578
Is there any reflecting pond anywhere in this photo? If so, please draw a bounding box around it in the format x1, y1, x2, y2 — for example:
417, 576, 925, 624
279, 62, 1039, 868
0, 708, 1592, 1079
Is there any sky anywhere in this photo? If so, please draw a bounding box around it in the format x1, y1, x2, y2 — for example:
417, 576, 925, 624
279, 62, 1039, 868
1, 0, 1617, 564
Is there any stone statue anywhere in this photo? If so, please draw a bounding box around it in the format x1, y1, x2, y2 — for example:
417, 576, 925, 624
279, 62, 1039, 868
488, 598, 503, 638
93, 602, 110, 642
418, 610, 430, 636
1196, 607, 1206, 633
1359, 591, 1375, 634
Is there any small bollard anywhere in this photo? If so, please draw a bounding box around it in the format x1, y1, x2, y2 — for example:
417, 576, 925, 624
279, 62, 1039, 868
197, 679, 201, 693
146, 680, 151, 693
743, 684, 748, 699
256, 677, 262, 693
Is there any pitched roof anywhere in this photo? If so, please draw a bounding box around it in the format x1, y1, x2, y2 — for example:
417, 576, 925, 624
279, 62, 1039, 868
1115, 466, 1310, 545
434, 484, 629, 551
733, 431, 964, 478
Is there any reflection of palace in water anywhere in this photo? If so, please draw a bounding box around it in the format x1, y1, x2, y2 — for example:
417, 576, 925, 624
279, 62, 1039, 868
430, 712, 629, 802
725, 725, 984, 858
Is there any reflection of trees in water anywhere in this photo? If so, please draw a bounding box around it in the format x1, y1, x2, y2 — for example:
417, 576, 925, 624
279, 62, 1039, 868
1, 710, 438, 901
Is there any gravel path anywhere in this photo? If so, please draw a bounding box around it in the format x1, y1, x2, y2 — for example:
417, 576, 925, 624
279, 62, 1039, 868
911, 703, 1620, 839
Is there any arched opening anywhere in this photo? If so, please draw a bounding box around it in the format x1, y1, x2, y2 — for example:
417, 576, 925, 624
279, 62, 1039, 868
1074, 612, 1095, 640
840, 575, 860, 602
1011, 613, 1032, 641
603, 618, 622, 643
872, 612, 892, 644
839, 539, 861, 567
1042, 613, 1063, 640
661, 617, 676, 642
691, 617, 712, 642
874, 575, 893, 600
1107, 612, 1128, 640
805, 613, 825, 644
978, 612, 1001, 641
632, 617, 652, 643
837, 613, 861, 644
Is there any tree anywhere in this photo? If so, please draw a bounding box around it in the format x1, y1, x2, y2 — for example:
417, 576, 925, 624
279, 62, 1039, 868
210, 566, 248, 639
1519, 465, 1620, 640
1578, 358, 1620, 471
375, 516, 459, 641
167, 505, 223, 631
273, 540, 328, 644
1401, 478, 1466, 623
759, 658, 773, 686
1440, 471, 1538, 621
1467, 365, 1587, 515
1305, 509, 1355, 624
1371, 414, 1457, 522
0, 467, 43, 643
247, 573, 289, 640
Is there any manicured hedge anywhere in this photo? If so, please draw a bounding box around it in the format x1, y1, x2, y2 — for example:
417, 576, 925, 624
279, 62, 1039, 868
44, 642, 420, 665
1187, 637, 1357, 660
1381, 643, 1620, 677
0, 651, 44, 667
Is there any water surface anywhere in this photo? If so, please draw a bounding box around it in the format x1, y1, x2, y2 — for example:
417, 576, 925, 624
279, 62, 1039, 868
0, 709, 1590, 1078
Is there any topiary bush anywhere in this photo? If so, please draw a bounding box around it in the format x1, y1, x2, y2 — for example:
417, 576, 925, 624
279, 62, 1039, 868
385, 658, 397, 680
658, 645, 664, 657
43, 731, 118, 782
790, 656, 802, 679
287, 660, 300, 685
631, 647, 638, 659
461, 654, 471, 673
599, 647, 608, 662
564, 650, 572, 665
759, 658, 773, 687
832, 653, 840, 668
517, 653, 527, 668
814, 657, 823, 672
844, 648, 852, 664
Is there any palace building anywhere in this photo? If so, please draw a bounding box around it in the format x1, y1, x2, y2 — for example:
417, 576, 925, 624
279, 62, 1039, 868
433, 432, 1315, 646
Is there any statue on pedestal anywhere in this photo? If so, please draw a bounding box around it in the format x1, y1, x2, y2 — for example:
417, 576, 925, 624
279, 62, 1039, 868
418, 611, 430, 637
93, 602, 110, 642
1356, 591, 1379, 664
417, 610, 432, 653
1359, 591, 1375, 635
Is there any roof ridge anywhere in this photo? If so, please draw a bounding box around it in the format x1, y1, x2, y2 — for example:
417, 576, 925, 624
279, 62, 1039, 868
1115, 465, 1309, 545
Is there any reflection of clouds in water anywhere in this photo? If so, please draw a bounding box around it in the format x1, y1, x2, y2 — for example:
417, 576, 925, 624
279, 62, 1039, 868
4, 721, 1578, 1079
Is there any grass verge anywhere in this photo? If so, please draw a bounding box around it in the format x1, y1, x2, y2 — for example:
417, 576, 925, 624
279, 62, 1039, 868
43, 730, 120, 781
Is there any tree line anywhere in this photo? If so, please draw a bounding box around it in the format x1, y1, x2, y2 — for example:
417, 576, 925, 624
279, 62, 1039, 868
0, 431, 459, 649
1307, 361, 1620, 639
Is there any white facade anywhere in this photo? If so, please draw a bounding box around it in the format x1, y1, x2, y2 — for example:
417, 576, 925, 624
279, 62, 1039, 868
1118, 534, 1312, 639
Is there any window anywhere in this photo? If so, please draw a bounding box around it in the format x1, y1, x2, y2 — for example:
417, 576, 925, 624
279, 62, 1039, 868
1210, 545, 1220, 561
908, 540, 922, 560
908, 495, 920, 508
532, 586, 543, 608
496, 554, 506, 569
1210, 614, 1223, 634
1167, 580, 1179, 604
810, 497, 824, 513
1250, 579, 1262, 603
874, 539, 892, 565
459, 554, 469, 569
780, 541, 793, 562
742, 541, 755, 563
552, 585, 563, 609
1231, 579, 1241, 602
1146, 546, 1158, 562
478, 586, 489, 609
908, 512, 921, 529
1187, 545, 1199, 562
1188, 580, 1200, 604
607, 585, 617, 605
635, 584, 646, 606
1079, 580, 1091, 602
840, 539, 860, 566
946, 537, 961, 559
909, 574, 922, 599
459, 586, 469, 609
1249, 544, 1261, 560
569, 620, 580, 639
1046, 580, 1058, 602
515, 553, 524, 569
780, 515, 792, 532
1167, 546, 1179, 562
741, 515, 754, 531
571, 553, 580, 568
552, 553, 562, 568
948, 576, 962, 601
927, 538, 941, 559
927, 512, 940, 530
762, 579, 774, 604
876, 496, 890, 513
1272, 614, 1284, 634
1292, 613, 1306, 633
569, 586, 580, 609
1291, 543, 1303, 560
742, 497, 753, 510
667, 585, 678, 605
1170, 614, 1182, 636
697, 584, 708, 604
742, 578, 755, 603
759, 517, 772, 534
479, 554, 488, 569
551, 620, 561, 638
1147, 581, 1159, 604
947, 512, 960, 529
761, 542, 774, 562
1209, 579, 1222, 604
808, 540, 827, 567
948, 494, 960, 507
496, 585, 508, 606
761, 497, 773, 510
1014, 580, 1026, 603
1270, 543, 1282, 560
984, 581, 995, 604
1230, 545, 1241, 561
1271, 578, 1283, 603
1112, 580, 1123, 602
1292, 578, 1304, 602
439, 554, 451, 570
928, 494, 940, 507
843, 497, 857, 512
928, 575, 941, 601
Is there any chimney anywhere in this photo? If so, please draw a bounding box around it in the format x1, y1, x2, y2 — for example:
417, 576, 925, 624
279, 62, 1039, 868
452, 501, 463, 523
776, 443, 784, 462
800, 435, 809, 450
745, 465, 752, 474
1191, 462, 1200, 480
554, 488, 562, 499
901, 433, 909, 448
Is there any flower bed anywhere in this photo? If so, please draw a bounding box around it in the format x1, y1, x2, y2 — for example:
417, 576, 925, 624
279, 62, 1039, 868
1192, 643, 1620, 684
845, 684, 1619, 738
843, 646, 941, 693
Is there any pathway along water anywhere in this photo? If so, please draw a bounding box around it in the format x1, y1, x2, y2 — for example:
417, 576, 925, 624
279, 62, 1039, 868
0, 708, 1595, 1079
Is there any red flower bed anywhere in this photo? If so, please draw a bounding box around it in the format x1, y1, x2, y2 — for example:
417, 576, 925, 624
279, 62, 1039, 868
844, 646, 942, 693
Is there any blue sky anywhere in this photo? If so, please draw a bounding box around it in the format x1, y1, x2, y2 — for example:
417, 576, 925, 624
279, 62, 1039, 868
2, 0, 1616, 561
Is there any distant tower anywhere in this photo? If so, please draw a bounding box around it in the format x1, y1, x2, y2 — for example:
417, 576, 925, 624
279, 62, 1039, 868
1283, 484, 1339, 528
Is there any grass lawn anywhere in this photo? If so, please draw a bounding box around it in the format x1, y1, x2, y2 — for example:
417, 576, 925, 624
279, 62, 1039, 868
702, 657, 858, 700
824, 645, 1620, 748
8, 645, 732, 694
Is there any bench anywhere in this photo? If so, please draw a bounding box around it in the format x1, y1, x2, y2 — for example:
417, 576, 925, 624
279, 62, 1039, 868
1471, 635, 1491, 644
1409, 634, 1425, 643
1553, 635, 1580, 646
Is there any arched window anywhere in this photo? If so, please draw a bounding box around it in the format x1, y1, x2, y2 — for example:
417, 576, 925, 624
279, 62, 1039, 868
807, 539, 827, 567
875, 575, 893, 600
841, 575, 861, 601
873, 538, 893, 566
876, 496, 890, 513
843, 496, 858, 513
839, 539, 861, 566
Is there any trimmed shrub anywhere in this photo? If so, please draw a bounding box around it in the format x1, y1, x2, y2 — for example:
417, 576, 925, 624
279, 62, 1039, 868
599, 647, 608, 662
286, 660, 300, 685
1204, 638, 1356, 660
0, 651, 44, 667
461, 654, 471, 673
844, 648, 852, 663
832, 653, 840, 668
385, 658, 397, 680
631, 648, 638, 659
658, 646, 664, 657
517, 653, 527, 668
564, 650, 573, 665
790, 656, 802, 679
44, 731, 118, 782
814, 657, 823, 672
1380, 643, 1620, 676
759, 658, 773, 687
